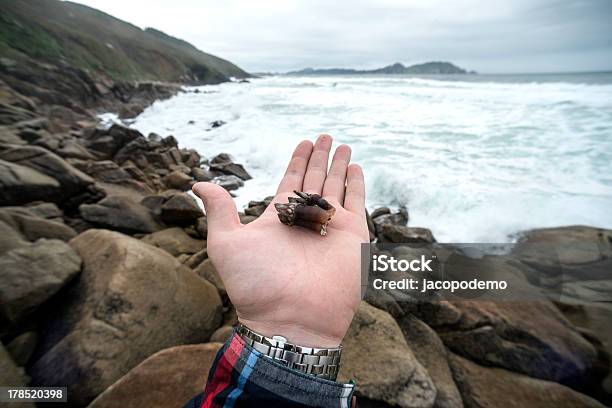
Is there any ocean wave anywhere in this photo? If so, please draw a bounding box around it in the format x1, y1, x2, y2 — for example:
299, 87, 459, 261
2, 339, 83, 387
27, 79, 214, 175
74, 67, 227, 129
132, 74, 612, 242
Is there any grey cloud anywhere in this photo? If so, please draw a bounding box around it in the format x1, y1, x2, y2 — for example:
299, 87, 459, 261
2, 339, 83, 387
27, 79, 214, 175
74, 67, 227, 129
74, 0, 612, 73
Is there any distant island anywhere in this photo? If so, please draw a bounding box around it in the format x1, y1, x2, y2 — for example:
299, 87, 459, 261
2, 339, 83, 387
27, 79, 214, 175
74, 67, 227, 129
286, 61, 473, 76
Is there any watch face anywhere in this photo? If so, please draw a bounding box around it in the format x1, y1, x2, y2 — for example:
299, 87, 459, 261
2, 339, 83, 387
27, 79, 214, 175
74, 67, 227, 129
272, 335, 287, 343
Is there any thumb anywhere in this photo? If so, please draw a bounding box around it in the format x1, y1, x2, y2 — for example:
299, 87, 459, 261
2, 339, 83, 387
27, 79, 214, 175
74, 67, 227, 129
192, 182, 240, 233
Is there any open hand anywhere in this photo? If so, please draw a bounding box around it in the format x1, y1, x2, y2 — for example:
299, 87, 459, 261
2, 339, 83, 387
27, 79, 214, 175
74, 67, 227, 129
193, 135, 368, 347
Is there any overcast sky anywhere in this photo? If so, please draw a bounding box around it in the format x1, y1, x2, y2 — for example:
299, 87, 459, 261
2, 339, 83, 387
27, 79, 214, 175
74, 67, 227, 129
71, 0, 612, 74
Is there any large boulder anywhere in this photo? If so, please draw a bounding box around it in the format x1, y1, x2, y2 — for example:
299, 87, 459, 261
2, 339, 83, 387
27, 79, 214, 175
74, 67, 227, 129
0, 144, 95, 198
0, 207, 76, 242
0, 219, 27, 254
84, 124, 143, 158
88, 343, 222, 408
0, 239, 81, 324
513, 226, 612, 303
0, 345, 35, 408
399, 315, 463, 408
141, 227, 203, 257
0, 159, 61, 205
556, 302, 612, 399
338, 302, 436, 408
372, 206, 409, 233
449, 354, 605, 408
79, 195, 162, 234
73, 160, 152, 198
378, 225, 436, 243
30, 230, 223, 406
194, 259, 225, 298
430, 301, 597, 386
212, 175, 244, 191
162, 170, 193, 190
209, 161, 252, 180
160, 192, 202, 225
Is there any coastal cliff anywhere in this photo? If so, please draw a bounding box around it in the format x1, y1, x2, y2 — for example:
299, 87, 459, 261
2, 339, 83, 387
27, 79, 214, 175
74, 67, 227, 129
0, 1, 611, 407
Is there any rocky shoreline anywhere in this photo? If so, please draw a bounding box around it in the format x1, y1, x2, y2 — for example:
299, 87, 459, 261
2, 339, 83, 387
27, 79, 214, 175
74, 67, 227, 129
1, 58, 612, 407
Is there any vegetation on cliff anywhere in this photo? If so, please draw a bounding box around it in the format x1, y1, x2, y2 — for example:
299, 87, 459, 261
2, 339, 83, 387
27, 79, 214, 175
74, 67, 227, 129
0, 0, 249, 84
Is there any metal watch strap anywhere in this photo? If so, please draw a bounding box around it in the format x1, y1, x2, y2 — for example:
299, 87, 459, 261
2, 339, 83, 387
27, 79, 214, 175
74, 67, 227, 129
236, 323, 342, 381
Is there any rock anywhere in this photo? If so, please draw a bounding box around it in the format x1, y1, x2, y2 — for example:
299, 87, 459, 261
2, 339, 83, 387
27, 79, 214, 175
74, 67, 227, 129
79, 195, 161, 234
56, 139, 97, 160
210, 326, 234, 343
212, 175, 244, 191
0, 345, 35, 408
160, 192, 202, 226
0, 207, 77, 242
6, 331, 38, 366
556, 302, 612, 399
512, 226, 612, 303
0, 239, 81, 324
195, 217, 208, 238
209, 161, 252, 180
365, 209, 376, 241
194, 259, 226, 298
31, 230, 223, 406
73, 159, 153, 200
210, 153, 233, 164
244, 204, 266, 217
113, 137, 152, 166
0, 144, 95, 198
0, 220, 26, 254
210, 120, 226, 128
24, 202, 63, 219
449, 354, 605, 408
371, 207, 391, 219
183, 248, 208, 269
180, 149, 200, 168
432, 301, 598, 386
141, 228, 203, 257
239, 213, 257, 224
379, 225, 436, 243
338, 302, 436, 408
162, 135, 179, 148
0, 159, 61, 205
88, 343, 222, 408
192, 167, 216, 182
84, 125, 143, 157
373, 206, 408, 233
75, 160, 135, 184
399, 315, 463, 408
162, 170, 193, 190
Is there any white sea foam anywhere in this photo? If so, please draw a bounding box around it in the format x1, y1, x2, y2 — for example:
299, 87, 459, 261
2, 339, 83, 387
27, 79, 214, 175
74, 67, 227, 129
130, 75, 612, 242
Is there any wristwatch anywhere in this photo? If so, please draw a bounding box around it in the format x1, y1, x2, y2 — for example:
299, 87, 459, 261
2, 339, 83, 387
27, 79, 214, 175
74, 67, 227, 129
236, 323, 342, 381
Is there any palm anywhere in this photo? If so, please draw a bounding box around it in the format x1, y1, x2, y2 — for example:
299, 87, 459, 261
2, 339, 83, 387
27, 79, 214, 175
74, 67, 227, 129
195, 136, 368, 347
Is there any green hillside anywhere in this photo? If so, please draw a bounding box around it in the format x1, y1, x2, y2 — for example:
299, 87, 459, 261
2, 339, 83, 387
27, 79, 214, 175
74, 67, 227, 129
0, 0, 249, 84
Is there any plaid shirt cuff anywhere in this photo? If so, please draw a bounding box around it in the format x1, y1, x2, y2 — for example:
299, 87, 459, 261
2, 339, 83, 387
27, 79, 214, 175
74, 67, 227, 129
184, 330, 355, 408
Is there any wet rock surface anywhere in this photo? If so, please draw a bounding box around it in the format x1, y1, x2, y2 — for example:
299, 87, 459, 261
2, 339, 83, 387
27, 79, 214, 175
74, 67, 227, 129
30, 230, 222, 406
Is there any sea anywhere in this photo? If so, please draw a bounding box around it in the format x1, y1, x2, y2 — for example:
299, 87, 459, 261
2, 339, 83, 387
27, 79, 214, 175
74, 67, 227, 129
120, 72, 612, 243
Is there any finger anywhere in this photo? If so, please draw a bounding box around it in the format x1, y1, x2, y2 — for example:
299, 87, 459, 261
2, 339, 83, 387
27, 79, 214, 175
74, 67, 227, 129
322, 144, 351, 205
344, 163, 366, 215
302, 134, 333, 194
276, 140, 313, 194
192, 182, 240, 233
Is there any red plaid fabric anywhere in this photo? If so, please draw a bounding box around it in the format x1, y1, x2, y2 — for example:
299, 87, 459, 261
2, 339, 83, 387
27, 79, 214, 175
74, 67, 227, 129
183, 331, 355, 408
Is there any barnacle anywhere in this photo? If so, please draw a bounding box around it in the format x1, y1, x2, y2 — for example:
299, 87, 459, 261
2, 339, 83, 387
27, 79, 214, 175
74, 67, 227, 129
275, 191, 336, 236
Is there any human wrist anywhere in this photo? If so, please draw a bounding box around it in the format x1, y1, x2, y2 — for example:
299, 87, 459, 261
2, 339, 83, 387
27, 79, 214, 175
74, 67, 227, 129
236, 318, 344, 348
